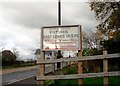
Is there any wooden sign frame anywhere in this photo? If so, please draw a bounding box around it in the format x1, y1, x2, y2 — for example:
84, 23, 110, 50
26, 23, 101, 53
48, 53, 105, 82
41, 25, 81, 51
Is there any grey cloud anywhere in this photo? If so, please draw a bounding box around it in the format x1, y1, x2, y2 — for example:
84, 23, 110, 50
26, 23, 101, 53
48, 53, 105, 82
62, 2, 99, 31
1, 2, 58, 29
1, 2, 99, 30
0, 1, 99, 59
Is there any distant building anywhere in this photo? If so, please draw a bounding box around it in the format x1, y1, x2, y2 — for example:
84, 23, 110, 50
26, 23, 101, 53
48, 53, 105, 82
34, 49, 57, 60
35, 49, 40, 61
45, 51, 52, 59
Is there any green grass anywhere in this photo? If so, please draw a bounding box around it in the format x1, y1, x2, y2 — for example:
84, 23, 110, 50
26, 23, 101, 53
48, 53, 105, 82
53, 76, 120, 86
45, 80, 55, 86
54, 79, 78, 86
2, 63, 36, 69
46, 64, 120, 86
83, 77, 103, 86
109, 76, 120, 85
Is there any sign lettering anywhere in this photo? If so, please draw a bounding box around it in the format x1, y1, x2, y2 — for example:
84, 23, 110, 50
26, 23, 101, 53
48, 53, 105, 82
41, 25, 81, 50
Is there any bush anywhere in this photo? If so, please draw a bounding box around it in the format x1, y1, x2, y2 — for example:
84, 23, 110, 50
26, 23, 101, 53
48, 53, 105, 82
101, 35, 120, 54
100, 36, 120, 71
2, 50, 17, 66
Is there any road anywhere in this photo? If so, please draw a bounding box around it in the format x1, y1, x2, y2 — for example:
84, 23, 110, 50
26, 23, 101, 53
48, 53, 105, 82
2, 62, 68, 86
5, 77, 37, 86
2, 64, 56, 85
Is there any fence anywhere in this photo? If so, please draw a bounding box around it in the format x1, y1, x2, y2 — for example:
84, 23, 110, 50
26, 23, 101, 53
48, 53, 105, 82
36, 51, 120, 86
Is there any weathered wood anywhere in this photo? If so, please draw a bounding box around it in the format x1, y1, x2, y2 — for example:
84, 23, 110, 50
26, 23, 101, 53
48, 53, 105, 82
37, 53, 120, 64
36, 50, 120, 85
36, 71, 120, 80
103, 51, 108, 86
37, 59, 62, 64
107, 53, 120, 58
78, 51, 82, 85
42, 25, 80, 28
37, 51, 45, 86
78, 25, 82, 86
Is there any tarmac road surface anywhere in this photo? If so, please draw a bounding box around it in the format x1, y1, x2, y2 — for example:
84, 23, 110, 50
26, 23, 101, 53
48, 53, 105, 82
2, 64, 56, 86
2, 62, 68, 86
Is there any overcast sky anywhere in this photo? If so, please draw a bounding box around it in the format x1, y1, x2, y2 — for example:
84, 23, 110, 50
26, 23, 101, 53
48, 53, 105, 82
0, 0, 99, 60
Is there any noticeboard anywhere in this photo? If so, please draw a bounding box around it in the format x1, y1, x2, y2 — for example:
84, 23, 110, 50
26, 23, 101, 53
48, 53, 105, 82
41, 25, 81, 51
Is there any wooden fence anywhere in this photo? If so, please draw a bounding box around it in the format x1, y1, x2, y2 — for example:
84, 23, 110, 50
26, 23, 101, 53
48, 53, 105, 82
36, 51, 120, 86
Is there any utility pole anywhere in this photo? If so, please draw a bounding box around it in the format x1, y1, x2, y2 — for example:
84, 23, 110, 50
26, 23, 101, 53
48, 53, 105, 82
58, 0, 61, 25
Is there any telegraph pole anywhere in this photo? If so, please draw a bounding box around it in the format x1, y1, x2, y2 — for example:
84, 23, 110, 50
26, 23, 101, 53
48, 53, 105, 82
58, 0, 61, 25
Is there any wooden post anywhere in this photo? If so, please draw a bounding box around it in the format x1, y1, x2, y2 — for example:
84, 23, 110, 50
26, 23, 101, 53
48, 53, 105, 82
37, 51, 45, 86
103, 50, 108, 86
52, 51, 55, 73
78, 50, 82, 86
60, 58, 63, 75
78, 25, 82, 86
60, 58, 63, 70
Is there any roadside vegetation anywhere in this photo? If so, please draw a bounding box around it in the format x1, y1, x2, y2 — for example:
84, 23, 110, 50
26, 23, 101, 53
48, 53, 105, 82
46, 64, 120, 86
1, 49, 36, 69
54, 76, 120, 86
2, 61, 36, 69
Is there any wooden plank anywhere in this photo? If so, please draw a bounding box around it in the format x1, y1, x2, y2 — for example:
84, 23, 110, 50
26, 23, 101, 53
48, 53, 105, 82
82, 55, 104, 61
108, 71, 120, 76
36, 71, 120, 80
37, 59, 62, 64
37, 53, 120, 64
107, 53, 120, 58
37, 51, 45, 86
37, 56, 104, 64
103, 50, 108, 86
42, 25, 80, 28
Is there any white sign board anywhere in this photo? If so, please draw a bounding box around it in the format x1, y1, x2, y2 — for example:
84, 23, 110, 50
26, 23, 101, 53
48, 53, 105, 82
41, 25, 81, 51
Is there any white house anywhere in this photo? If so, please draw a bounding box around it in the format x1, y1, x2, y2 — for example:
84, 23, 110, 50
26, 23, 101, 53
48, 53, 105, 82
35, 49, 56, 60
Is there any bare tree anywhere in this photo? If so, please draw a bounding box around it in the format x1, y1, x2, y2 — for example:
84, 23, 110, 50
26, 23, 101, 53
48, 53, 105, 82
12, 48, 19, 59
83, 30, 101, 49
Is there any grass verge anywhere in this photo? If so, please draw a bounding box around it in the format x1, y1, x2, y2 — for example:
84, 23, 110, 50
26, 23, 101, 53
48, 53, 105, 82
53, 76, 120, 86
2, 63, 36, 69
46, 64, 120, 86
